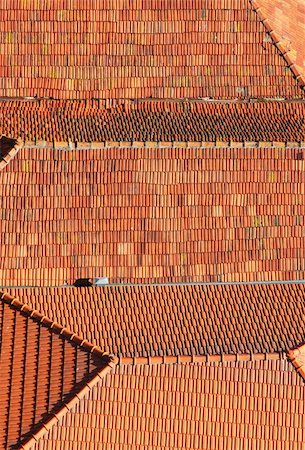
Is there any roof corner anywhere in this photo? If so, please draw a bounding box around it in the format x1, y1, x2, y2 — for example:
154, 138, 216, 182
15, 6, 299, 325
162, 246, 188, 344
287, 343, 305, 380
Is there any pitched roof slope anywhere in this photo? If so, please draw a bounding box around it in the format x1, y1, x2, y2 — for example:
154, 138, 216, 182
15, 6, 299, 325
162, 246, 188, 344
1, 144, 305, 285
11, 283, 305, 359
0, 100, 305, 144
254, 0, 305, 82
287, 342, 305, 380
0, 292, 116, 450
0, 0, 303, 99
32, 359, 305, 450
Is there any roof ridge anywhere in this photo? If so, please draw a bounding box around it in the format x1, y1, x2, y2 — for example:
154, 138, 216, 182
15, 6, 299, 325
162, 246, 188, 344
0, 136, 22, 170
287, 344, 305, 381
0, 291, 118, 449
18, 364, 115, 450
250, 0, 305, 91
118, 352, 286, 366
0, 291, 116, 361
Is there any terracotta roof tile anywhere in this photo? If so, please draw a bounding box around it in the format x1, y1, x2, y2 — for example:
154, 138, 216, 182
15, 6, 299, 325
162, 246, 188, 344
253, 0, 305, 82
33, 359, 305, 450
0, 0, 303, 99
1, 144, 305, 285
0, 291, 116, 450
0, 100, 304, 144
11, 283, 305, 359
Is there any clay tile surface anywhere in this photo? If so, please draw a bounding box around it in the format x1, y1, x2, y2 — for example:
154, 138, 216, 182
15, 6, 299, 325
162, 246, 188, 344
254, 0, 305, 82
1, 144, 305, 285
10, 283, 305, 359
0, 0, 303, 100
32, 359, 305, 450
0, 291, 116, 450
0, 100, 304, 144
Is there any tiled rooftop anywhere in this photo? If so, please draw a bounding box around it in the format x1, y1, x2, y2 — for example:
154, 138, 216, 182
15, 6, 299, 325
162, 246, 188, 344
255, 0, 305, 81
1, 144, 305, 285
0, 291, 116, 450
0, 2, 305, 449
0, 0, 303, 99
33, 359, 305, 450
11, 283, 305, 359
0, 100, 304, 144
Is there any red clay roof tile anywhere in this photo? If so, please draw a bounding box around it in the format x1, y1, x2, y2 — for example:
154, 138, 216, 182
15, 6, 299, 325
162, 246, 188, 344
1, 144, 305, 284
0, 0, 303, 99
254, 0, 305, 82
0, 291, 116, 450
10, 283, 305, 359
287, 343, 305, 380
0, 100, 304, 144
32, 359, 305, 450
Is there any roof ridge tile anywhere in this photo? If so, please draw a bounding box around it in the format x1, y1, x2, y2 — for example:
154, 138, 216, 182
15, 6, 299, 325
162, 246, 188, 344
250, 0, 305, 89
0, 291, 118, 449
287, 344, 305, 380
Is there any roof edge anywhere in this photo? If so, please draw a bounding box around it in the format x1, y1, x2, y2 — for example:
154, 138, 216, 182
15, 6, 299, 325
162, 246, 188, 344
19, 140, 305, 150
287, 344, 305, 380
250, 0, 305, 90
0, 292, 116, 361
0, 137, 22, 170
0, 291, 118, 450
18, 362, 116, 450
119, 352, 286, 366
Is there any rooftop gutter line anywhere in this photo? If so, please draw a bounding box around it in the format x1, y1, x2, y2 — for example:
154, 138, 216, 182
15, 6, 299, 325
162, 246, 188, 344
2, 279, 305, 289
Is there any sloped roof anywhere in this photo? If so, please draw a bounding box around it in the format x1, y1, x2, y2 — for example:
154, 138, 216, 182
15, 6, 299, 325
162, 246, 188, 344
0, 291, 116, 450
0, 100, 305, 144
31, 358, 305, 450
1, 144, 305, 285
254, 0, 305, 82
0, 0, 303, 100
10, 283, 305, 359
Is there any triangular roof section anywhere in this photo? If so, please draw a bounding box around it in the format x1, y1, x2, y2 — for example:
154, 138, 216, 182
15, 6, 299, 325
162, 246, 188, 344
0, 291, 117, 450
252, 0, 305, 84
0, 100, 305, 147
0, 0, 303, 100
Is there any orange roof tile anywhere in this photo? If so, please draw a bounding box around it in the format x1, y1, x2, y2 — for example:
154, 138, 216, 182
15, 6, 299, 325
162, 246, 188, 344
254, 0, 305, 82
32, 359, 305, 450
0, 291, 116, 450
0, 100, 304, 144
1, 144, 305, 285
10, 283, 305, 359
287, 343, 305, 380
0, 0, 303, 100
